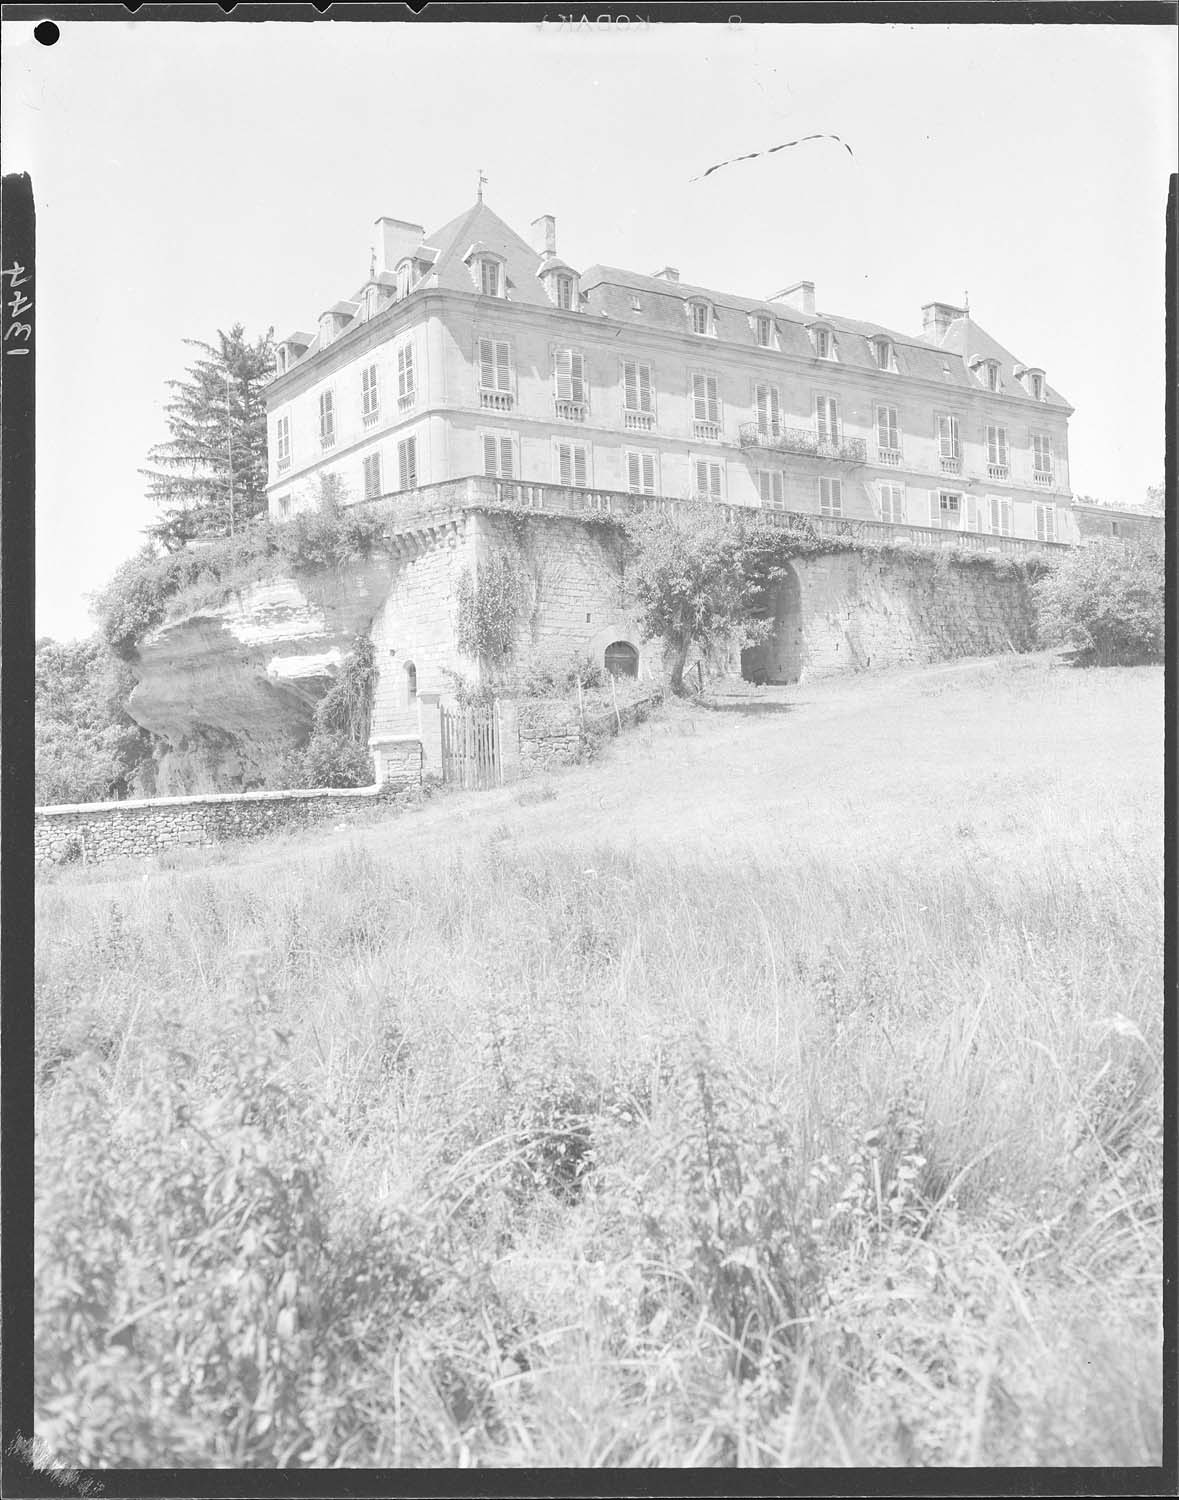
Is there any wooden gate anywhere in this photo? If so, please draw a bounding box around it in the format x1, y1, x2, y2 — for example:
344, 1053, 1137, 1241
440, 703, 502, 790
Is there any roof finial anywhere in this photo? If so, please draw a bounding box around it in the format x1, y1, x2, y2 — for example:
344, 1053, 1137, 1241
964, 288, 970, 315
477, 168, 488, 204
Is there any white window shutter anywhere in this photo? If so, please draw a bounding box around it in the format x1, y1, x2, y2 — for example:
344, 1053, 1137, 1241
483, 436, 498, 476
555, 348, 571, 401
479, 339, 493, 389
558, 444, 571, 486
639, 363, 652, 412
496, 341, 511, 393
571, 352, 585, 402
692, 373, 705, 421
627, 452, 640, 491
642, 453, 655, 493
500, 437, 514, 478
624, 361, 637, 410
573, 445, 587, 487
756, 384, 768, 431
707, 375, 719, 423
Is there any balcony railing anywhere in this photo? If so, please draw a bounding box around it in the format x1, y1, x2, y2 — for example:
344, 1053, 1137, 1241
480, 390, 514, 412
987, 463, 1009, 480
554, 399, 587, 422
623, 410, 655, 432
276, 455, 291, 473
343, 474, 1074, 554
877, 447, 902, 467
1033, 470, 1054, 487
939, 455, 962, 475
739, 423, 868, 464
362, 408, 380, 428
398, 392, 415, 412
693, 420, 722, 442
320, 432, 336, 450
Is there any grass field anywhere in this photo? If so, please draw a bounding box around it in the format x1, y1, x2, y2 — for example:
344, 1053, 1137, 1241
34, 652, 1164, 1469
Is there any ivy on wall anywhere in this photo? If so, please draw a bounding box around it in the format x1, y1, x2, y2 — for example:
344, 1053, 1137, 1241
454, 553, 529, 663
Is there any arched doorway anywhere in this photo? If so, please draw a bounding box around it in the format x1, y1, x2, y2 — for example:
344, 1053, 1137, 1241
604, 640, 639, 679
740, 564, 802, 684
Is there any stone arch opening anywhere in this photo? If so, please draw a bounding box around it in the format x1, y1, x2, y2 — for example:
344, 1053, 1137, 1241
604, 640, 639, 679
404, 660, 418, 705
741, 563, 802, 684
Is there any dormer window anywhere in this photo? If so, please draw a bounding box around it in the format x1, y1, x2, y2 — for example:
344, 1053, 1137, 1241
689, 301, 713, 336
319, 314, 335, 349
276, 347, 288, 375
754, 314, 775, 349
810, 323, 836, 360
481, 258, 502, 297
555, 275, 575, 310
986, 360, 1001, 392
872, 337, 894, 371
396, 260, 412, 300
1031, 372, 1044, 401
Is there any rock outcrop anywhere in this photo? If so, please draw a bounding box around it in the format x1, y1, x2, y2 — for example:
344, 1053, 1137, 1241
126, 561, 396, 795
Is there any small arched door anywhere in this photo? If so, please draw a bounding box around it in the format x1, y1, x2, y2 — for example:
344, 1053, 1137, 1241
604, 641, 639, 679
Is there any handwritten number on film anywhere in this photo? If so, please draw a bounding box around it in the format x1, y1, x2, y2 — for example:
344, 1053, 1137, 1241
3, 262, 31, 353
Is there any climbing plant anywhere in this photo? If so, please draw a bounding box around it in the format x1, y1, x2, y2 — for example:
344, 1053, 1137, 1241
454, 553, 528, 663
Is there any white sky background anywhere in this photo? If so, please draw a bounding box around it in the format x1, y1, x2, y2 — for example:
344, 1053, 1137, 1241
3, 18, 1175, 642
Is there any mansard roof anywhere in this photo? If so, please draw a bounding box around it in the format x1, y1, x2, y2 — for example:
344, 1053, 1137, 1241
932, 314, 1069, 408
422, 200, 554, 307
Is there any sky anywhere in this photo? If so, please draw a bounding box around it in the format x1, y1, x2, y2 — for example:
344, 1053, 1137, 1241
3, 17, 1175, 642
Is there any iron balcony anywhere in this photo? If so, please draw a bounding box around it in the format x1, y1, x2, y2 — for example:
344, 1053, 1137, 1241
738, 422, 868, 464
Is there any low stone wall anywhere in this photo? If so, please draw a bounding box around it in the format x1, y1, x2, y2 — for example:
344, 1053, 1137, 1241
35, 781, 411, 868
510, 690, 664, 774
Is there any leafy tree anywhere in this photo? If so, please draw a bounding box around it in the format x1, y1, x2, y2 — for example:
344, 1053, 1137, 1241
1142, 481, 1165, 515
1033, 540, 1164, 666
141, 325, 275, 549
626, 507, 770, 694
35, 637, 155, 804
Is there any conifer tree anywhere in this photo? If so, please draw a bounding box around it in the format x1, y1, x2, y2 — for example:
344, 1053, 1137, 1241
141, 325, 275, 549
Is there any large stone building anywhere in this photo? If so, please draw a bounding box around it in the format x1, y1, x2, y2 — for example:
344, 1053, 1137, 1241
266, 196, 1076, 546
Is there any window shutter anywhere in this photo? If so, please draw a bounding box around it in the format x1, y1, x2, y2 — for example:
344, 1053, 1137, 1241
558, 444, 571, 486
555, 348, 572, 401
642, 453, 655, 493
758, 471, 769, 504
707, 375, 719, 424
404, 345, 414, 395
624, 360, 638, 410
770, 387, 780, 435
398, 441, 408, 490
756, 384, 768, 432
479, 339, 493, 389
639, 363, 652, 412
627, 452, 641, 491
499, 437, 514, 479
483, 435, 498, 476
573, 445, 587, 487
570, 352, 585, 403
497, 341, 511, 393
692, 373, 705, 422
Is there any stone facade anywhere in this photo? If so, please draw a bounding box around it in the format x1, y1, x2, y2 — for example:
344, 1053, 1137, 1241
266, 199, 1077, 547
1071, 502, 1165, 549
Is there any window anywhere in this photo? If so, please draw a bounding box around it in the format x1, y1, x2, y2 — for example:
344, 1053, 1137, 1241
876, 404, 900, 457
554, 348, 587, 407
480, 259, 502, 297
694, 459, 724, 500
815, 394, 841, 446
275, 415, 291, 471
318, 389, 335, 449
873, 338, 893, 371
690, 302, 712, 335
691, 372, 721, 436
986, 361, 1000, 392
556, 441, 589, 488
405, 661, 417, 704
1031, 372, 1044, 401
989, 495, 1013, 536
878, 482, 905, 523
819, 477, 843, 516
630, 295, 642, 312
1111, 520, 1121, 538
937, 414, 961, 462
936, 490, 962, 528
278, 496, 290, 519
397, 343, 415, 405
625, 450, 658, 495
754, 315, 774, 348
362, 451, 382, 499
478, 338, 513, 409
986, 424, 1009, 475
396, 261, 412, 299
555, 275, 575, 311
1032, 432, 1053, 475
482, 433, 515, 479
397, 437, 417, 490
1036, 503, 1056, 542
812, 326, 835, 359
319, 314, 336, 349
754, 382, 782, 440
963, 495, 984, 532
622, 359, 654, 414
276, 347, 288, 375
758, 470, 785, 509
361, 363, 380, 424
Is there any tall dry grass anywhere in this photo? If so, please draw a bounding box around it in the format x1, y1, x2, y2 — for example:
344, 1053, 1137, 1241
34, 656, 1164, 1468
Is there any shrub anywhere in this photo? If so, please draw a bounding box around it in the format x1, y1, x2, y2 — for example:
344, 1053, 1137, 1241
1033, 541, 1164, 665
517, 652, 605, 699
278, 735, 373, 790
454, 554, 527, 663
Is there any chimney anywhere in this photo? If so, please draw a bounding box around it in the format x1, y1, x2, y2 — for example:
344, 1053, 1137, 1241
652, 266, 680, 282
372, 217, 425, 275
530, 214, 557, 257
922, 301, 968, 342
770, 280, 815, 316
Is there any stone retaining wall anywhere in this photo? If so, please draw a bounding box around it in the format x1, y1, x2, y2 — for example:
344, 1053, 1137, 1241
35, 781, 413, 868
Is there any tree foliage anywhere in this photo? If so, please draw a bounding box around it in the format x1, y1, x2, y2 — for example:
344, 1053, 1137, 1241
36, 637, 154, 805
626, 507, 770, 693
1033, 540, 1164, 666
141, 325, 275, 550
